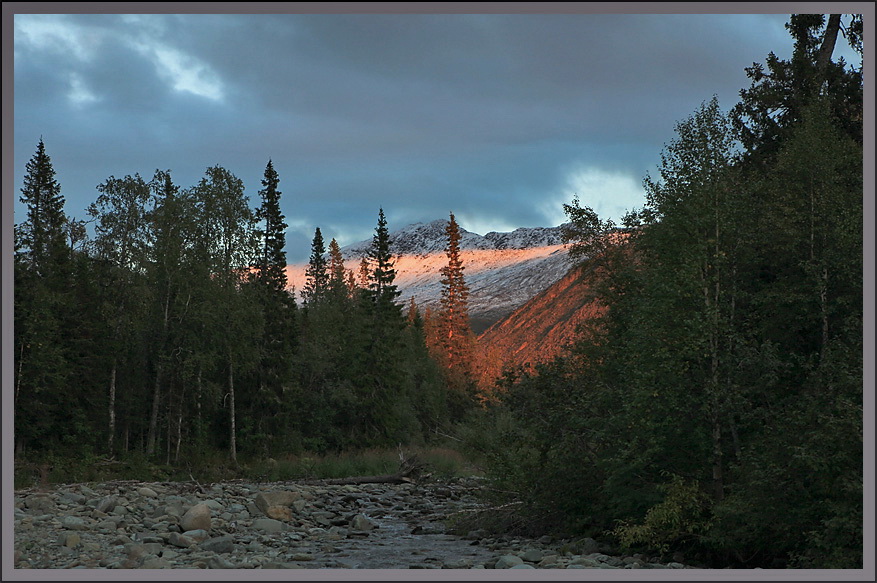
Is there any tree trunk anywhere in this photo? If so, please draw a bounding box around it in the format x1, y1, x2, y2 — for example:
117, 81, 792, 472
147, 283, 173, 457
146, 361, 162, 456
820, 265, 829, 364
228, 354, 237, 465
712, 414, 725, 502
16, 342, 25, 400
196, 366, 203, 441
303, 455, 425, 485
108, 361, 117, 454
816, 15, 842, 76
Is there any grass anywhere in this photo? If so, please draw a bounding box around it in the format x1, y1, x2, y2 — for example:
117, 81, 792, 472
242, 446, 477, 482
14, 445, 479, 489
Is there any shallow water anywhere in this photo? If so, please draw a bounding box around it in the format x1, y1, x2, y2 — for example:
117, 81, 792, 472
314, 511, 497, 569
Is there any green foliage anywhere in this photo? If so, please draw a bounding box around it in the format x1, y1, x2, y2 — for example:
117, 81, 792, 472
611, 473, 711, 557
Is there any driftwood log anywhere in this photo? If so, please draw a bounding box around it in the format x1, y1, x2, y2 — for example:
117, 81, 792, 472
303, 454, 427, 486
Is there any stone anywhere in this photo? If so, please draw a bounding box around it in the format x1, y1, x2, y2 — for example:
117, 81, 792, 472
202, 499, 224, 511
182, 529, 210, 542
124, 543, 152, 560
206, 556, 235, 569
24, 495, 55, 513
521, 549, 544, 562
61, 516, 89, 531
495, 554, 524, 569
571, 557, 601, 567
59, 491, 87, 505
167, 532, 194, 548
511, 564, 536, 569
538, 555, 560, 567
262, 561, 305, 569
158, 501, 184, 518
255, 491, 301, 514
180, 503, 211, 532
137, 487, 158, 498
95, 495, 118, 514
252, 518, 283, 533
266, 505, 293, 521
350, 514, 376, 531
141, 556, 173, 569
200, 535, 234, 554
57, 532, 81, 548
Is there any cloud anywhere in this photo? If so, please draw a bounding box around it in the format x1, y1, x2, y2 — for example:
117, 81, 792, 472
67, 72, 99, 106
14, 14, 103, 62
556, 165, 646, 225
131, 43, 225, 102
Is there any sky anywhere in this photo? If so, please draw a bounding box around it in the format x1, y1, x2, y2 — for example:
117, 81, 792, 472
10, 5, 865, 263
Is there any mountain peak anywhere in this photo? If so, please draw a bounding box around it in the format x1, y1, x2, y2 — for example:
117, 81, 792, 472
341, 219, 566, 258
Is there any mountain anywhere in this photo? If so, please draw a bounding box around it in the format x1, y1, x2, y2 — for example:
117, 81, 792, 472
474, 263, 605, 385
285, 220, 573, 333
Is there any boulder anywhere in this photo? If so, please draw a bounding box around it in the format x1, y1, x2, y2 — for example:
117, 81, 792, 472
495, 555, 524, 569
255, 491, 301, 515
521, 549, 543, 563
200, 535, 234, 554
168, 532, 195, 548
24, 494, 56, 513
252, 518, 283, 533
61, 516, 89, 531
350, 514, 376, 531
180, 503, 211, 532
266, 505, 293, 521
182, 529, 210, 542
95, 495, 118, 514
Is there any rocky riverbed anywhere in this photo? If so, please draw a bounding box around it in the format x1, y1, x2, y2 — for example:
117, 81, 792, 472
13, 477, 696, 570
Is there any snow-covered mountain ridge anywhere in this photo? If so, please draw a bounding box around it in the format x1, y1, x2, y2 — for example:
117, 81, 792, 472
285, 220, 574, 333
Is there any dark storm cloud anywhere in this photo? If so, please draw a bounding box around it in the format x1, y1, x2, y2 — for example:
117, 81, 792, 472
14, 10, 846, 262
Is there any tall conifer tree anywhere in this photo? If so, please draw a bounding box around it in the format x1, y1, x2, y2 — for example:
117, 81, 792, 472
14, 138, 76, 455
303, 227, 329, 305
16, 138, 70, 276
437, 212, 473, 372
367, 208, 401, 311
327, 238, 349, 301
253, 160, 288, 292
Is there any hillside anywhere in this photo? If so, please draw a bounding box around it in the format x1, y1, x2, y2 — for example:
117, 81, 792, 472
475, 262, 605, 387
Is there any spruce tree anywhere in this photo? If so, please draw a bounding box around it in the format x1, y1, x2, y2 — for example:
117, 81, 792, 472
253, 160, 289, 293
302, 227, 329, 305
247, 160, 296, 452
14, 139, 79, 455
17, 138, 70, 276
437, 212, 473, 372
357, 256, 370, 290
327, 237, 350, 301
367, 208, 401, 310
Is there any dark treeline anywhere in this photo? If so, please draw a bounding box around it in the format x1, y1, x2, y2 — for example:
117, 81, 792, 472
14, 147, 478, 469
462, 15, 864, 568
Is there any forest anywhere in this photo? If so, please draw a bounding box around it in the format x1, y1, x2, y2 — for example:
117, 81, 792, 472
12, 14, 864, 569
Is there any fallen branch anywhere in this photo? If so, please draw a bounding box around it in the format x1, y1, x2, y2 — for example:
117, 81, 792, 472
447, 500, 523, 518
300, 454, 427, 486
